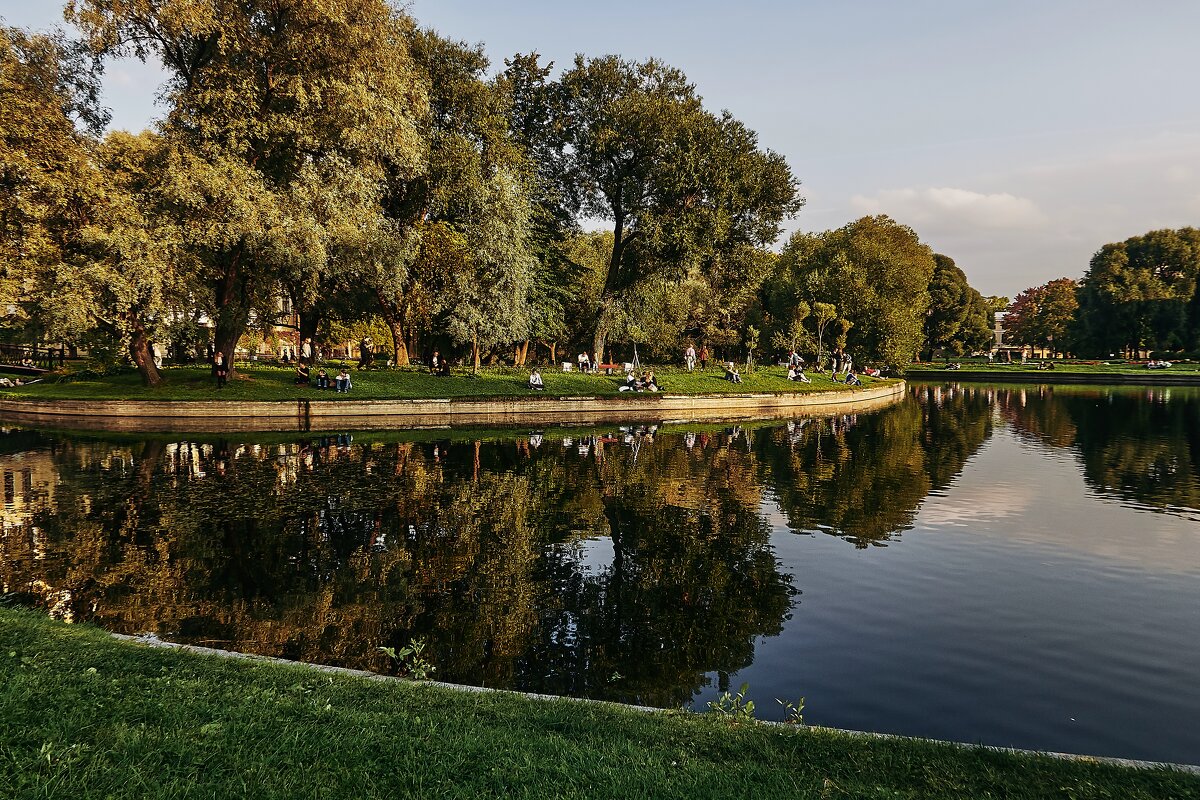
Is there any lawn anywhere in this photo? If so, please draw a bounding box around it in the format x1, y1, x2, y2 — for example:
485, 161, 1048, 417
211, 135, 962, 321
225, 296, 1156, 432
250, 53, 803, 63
0, 364, 888, 403
1, 608, 1194, 800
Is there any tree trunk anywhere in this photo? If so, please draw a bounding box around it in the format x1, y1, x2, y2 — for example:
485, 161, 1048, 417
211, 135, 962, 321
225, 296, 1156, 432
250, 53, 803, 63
387, 318, 409, 366
548, 341, 558, 364
514, 340, 529, 366
592, 326, 608, 371
472, 333, 480, 374
128, 325, 164, 387
211, 249, 249, 376
297, 309, 320, 364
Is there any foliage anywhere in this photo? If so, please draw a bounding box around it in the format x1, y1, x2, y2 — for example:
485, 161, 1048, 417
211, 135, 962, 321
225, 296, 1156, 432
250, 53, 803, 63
775, 697, 805, 725
550, 55, 801, 358
773, 216, 935, 366
1073, 228, 1200, 356
379, 638, 436, 681
706, 682, 756, 720
923, 254, 992, 358
1003, 278, 1079, 353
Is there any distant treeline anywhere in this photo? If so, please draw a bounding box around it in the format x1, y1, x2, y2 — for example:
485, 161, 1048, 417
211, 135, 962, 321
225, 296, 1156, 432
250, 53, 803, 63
1004, 228, 1200, 358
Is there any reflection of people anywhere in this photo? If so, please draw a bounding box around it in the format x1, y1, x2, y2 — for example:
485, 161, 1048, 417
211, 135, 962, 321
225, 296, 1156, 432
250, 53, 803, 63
528, 368, 544, 390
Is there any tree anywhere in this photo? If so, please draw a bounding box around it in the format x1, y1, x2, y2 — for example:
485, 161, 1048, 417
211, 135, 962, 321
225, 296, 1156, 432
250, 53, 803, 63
774, 216, 935, 366
69, 0, 427, 372
551, 55, 801, 360
1074, 229, 1200, 356
0, 25, 107, 341
923, 254, 972, 359
41, 131, 183, 385
439, 169, 535, 373
1004, 278, 1079, 355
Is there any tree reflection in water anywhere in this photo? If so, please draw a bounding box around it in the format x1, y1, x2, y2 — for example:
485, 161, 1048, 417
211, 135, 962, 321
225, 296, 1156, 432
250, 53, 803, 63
0, 384, 1094, 706
995, 384, 1200, 516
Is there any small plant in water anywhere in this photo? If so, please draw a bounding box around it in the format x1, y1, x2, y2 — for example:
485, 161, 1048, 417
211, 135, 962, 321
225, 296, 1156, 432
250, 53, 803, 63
776, 696, 805, 725
707, 682, 756, 720
378, 638, 436, 681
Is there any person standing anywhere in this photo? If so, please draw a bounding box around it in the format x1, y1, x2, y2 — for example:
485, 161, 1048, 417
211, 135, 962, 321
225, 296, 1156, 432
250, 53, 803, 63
213, 352, 229, 389
301, 338, 313, 365
699, 345, 709, 371
685, 344, 696, 372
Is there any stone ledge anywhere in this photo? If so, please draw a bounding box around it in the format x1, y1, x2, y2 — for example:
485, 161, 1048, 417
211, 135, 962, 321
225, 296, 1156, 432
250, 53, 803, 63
0, 381, 905, 432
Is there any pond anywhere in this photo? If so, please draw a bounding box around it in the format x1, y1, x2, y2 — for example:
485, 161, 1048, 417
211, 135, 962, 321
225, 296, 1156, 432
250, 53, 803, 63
1, 383, 1198, 764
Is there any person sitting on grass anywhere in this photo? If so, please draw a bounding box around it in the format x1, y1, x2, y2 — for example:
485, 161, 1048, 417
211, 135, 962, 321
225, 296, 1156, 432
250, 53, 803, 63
335, 369, 352, 393
315, 368, 329, 389
643, 370, 661, 392
724, 362, 743, 384
787, 365, 812, 383
438, 356, 452, 377
619, 371, 638, 392
294, 364, 310, 385
528, 368, 545, 391
846, 370, 862, 386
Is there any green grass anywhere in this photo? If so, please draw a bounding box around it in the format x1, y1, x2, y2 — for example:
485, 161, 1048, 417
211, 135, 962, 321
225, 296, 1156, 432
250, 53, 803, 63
0, 364, 887, 403
1, 608, 1195, 799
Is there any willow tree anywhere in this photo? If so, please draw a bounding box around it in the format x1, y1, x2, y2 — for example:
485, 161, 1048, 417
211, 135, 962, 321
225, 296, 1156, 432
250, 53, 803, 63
68, 0, 427, 371
0, 25, 106, 340
39, 131, 184, 386
551, 56, 801, 361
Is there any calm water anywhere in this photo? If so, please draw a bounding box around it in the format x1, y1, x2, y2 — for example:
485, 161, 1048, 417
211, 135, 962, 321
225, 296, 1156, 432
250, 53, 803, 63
1, 384, 1198, 764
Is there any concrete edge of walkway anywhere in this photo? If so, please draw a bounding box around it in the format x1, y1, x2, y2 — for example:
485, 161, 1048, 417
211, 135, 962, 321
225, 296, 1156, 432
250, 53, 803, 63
109, 632, 1200, 776
0, 381, 906, 433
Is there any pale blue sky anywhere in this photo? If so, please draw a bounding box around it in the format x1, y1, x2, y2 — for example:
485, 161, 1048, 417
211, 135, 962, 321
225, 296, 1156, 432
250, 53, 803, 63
5, 0, 1199, 297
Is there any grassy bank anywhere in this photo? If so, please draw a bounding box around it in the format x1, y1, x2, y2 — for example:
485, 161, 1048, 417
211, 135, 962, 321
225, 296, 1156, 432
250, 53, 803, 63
0, 364, 885, 403
1, 609, 1194, 799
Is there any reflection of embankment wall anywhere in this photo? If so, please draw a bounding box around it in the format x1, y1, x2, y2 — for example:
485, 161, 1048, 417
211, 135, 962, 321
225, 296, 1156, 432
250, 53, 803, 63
0, 382, 905, 433
913, 370, 1200, 385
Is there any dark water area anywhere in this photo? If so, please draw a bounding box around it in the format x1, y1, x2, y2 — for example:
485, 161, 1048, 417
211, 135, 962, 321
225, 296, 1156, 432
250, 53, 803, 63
1, 384, 1198, 764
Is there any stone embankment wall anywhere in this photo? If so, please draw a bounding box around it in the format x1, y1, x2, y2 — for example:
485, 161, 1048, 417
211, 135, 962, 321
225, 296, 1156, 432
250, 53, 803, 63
0, 382, 905, 433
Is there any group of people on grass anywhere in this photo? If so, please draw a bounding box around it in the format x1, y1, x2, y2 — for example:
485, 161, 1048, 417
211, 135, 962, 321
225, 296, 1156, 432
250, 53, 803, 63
293, 364, 353, 392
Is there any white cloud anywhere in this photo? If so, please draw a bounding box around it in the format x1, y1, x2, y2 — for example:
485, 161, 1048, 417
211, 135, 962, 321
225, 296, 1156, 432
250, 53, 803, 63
850, 187, 1046, 231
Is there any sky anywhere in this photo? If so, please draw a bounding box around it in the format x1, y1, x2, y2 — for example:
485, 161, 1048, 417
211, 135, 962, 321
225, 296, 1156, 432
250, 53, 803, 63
4, 0, 1199, 298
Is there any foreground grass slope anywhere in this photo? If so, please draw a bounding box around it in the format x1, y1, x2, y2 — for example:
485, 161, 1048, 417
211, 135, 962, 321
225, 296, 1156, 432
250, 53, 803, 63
0, 365, 885, 403
1, 609, 1194, 800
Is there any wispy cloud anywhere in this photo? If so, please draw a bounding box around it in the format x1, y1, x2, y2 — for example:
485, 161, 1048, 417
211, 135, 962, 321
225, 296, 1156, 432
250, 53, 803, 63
850, 187, 1046, 231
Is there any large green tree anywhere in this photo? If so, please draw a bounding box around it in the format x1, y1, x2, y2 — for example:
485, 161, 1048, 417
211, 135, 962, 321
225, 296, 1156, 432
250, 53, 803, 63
774, 215, 935, 366
69, 0, 427, 372
0, 25, 106, 341
551, 55, 801, 360
1074, 228, 1200, 356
